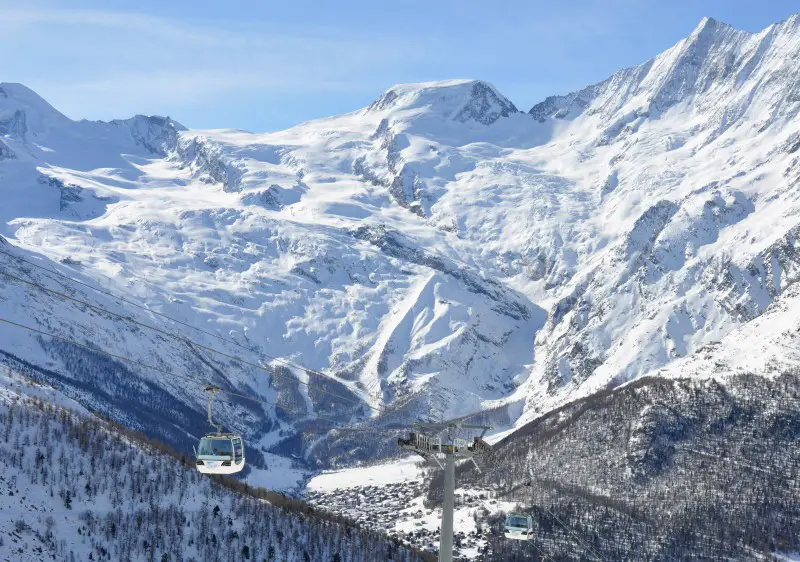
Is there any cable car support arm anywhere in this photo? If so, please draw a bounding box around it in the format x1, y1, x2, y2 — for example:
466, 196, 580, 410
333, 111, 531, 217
205, 385, 224, 434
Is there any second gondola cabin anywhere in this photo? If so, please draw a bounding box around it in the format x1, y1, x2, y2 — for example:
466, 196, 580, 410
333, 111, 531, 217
504, 514, 533, 541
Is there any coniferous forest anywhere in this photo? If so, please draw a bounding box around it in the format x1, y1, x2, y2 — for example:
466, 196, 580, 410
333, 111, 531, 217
0, 390, 433, 562
427, 372, 800, 560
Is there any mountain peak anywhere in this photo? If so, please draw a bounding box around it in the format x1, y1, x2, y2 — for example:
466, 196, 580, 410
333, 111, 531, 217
367, 79, 519, 125
686, 15, 739, 46
528, 14, 759, 123
0, 82, 48, 101
0, 83, 65, 114
0, 82, 69, 137
691, 16, 719, 36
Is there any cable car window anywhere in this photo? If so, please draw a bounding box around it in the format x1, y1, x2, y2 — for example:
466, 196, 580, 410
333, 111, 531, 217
199, 438, 233, 456
507, 516, 529, 528
234, 440, 243, 463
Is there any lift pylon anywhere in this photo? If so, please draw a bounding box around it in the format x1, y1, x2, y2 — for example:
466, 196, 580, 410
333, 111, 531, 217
398, 421, 493, 562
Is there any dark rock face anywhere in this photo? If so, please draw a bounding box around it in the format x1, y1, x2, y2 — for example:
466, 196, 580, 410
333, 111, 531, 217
0, 139, 15, 160
355, 121, 427, 216
175, 136, 245, 192
529, 84, 601, 122
703, 221, 800, 322
624, 200, 680, 259
38, 175, 84, 211
240, 183, 303, 210
367, 89, 399, 112
0, 109, 27, 136
451, 81, 519, 125
351, 224, 532, 321
112, 114, 185, 157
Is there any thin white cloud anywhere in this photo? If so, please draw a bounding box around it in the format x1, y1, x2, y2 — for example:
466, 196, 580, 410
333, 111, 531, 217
0, 7, 437, 127
0, 9, 214, 41
0, 8, 428, 59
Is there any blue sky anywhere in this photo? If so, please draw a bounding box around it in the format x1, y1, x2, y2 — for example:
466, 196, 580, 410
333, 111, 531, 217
1, 0, 797, 132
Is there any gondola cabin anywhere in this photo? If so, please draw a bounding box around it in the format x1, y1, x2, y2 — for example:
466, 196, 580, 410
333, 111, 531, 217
195, 433, 245, 475
504, 514, 533, 541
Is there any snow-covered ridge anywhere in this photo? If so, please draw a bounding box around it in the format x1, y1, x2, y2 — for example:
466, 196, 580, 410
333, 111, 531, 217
367, 79, 519, 125
529, 14, 800, 136
0, 82, 71, 136
0, 82, 183, 155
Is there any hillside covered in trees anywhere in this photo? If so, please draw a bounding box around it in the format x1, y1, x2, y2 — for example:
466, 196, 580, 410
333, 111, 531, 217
428, 373, 800, 560
0, 376, 432, 562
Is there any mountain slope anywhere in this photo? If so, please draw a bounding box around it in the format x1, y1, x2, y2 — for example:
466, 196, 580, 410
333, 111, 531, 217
508, 13, 800, 419
0, 77, 547, 469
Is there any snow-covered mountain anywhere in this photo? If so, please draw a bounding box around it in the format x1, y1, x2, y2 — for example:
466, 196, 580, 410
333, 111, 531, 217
1, 13, 800, 476
512, 13, 800, 419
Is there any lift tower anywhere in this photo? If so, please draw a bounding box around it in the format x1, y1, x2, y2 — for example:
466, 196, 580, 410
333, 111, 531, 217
398, 422, 493, 562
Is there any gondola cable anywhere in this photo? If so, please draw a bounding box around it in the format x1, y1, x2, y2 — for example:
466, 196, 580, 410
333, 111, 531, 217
539, 504, 606, 562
